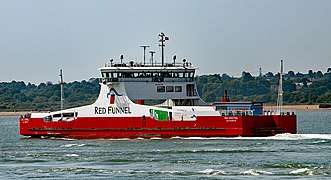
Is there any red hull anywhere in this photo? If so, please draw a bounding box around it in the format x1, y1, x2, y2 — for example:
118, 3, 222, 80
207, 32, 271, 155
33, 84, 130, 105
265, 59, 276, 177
20, 115, 297, 139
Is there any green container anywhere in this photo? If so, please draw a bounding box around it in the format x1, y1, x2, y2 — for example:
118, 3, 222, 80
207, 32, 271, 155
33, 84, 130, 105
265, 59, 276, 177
154, 109, 168, 121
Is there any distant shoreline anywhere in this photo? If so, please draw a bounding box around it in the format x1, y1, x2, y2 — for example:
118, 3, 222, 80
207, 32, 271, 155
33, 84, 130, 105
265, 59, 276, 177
264, 105, 329, 111
0, 105, 329, 117
0, 112, 27, 117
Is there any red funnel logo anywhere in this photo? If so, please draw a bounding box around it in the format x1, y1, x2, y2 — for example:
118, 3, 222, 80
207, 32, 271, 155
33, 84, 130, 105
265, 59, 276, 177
107, 88, 122, 105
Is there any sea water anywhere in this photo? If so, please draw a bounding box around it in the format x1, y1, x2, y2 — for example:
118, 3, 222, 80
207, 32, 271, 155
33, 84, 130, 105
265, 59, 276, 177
0, 110, 330, 179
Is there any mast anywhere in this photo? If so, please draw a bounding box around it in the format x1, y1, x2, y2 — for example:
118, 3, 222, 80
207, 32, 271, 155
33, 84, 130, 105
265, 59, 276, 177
140, 45, 149, 65
149, 51, 155, 66
60, 69, 64, 111
158, 32, 169, 66
276, 60, 283, 114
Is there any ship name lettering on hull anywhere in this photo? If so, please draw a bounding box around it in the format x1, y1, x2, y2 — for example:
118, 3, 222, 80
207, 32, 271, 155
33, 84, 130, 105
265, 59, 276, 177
95, 106, 131, 114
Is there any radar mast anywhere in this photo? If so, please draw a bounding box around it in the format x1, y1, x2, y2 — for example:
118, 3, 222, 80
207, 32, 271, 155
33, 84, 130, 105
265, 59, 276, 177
276, 60, 284, 114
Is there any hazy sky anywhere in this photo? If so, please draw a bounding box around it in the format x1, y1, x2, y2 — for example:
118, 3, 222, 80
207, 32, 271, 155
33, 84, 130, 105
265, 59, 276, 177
1, 0, 330, 84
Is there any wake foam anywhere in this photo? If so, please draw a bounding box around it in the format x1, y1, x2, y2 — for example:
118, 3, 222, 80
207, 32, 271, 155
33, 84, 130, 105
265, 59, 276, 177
239, 169, 273, 175
267, 133, 331, 140
177, 133, 331, 141
39, 133, 331, 141
65, 154, 79, 157
289, 168, 314, 176
61, 143, 85, 147
199, 169, 227, 175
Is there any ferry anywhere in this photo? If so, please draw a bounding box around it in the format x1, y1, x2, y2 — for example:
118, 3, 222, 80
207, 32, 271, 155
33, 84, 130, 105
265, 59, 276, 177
20, 33, 297, 139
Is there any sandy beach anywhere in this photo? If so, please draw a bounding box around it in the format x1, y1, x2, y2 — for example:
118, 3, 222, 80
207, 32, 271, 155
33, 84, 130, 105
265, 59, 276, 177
0, 112, 27, 116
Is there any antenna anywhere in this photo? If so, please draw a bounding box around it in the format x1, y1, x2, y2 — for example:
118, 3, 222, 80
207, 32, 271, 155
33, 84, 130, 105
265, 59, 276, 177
149, 51, 155, 66
259, 67, 262, 77
59, 69, 64, 111
276, 60, 284, 114
158, 32, 169, 66
109, 58, 113, 66
140, 45, 149, 65
120, 54, 124, 64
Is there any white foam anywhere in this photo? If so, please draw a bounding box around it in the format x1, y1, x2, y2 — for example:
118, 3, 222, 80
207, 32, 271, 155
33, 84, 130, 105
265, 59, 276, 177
272, 133, 331, 140
290, 168, 313, 175
61, 138, 76, 141
150, 137, 162, 140
98, 138, 130, 141
200, 169, 227, 175
239, 169, 273, 175
65, 154, 79, 157
53, 133, 331, 141
62, 143, 77, 147
160, 170, 183, 174
310, 140, 328, 144
170, 136, 181, 139
179, 137, 222, 140
217, 133, 331, 140
61, 143, 85, 147
173, 134, 331, 141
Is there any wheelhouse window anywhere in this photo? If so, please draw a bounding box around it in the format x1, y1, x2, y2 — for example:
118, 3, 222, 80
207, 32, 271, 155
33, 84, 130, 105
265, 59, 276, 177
122, 72, 133, 78
133, 72, 139, 78
175, 86, 182, 92
101, 69, 195, 80
163, 72, 172, 78
166, 86, 174, 92
102, 72, 110, 78
145, 72, 152, 77
157, 86, 165, 92
189, 72, 195, 78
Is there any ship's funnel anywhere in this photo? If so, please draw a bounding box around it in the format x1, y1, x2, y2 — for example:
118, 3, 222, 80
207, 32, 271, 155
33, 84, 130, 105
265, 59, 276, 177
222, 90, 230, 102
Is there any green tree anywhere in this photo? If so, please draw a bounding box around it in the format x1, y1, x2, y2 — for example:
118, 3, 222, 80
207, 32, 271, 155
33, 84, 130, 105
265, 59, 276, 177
242, 71, 253, 82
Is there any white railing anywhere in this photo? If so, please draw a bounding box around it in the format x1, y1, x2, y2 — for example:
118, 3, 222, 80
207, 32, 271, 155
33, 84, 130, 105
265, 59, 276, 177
219, 110, 255, 116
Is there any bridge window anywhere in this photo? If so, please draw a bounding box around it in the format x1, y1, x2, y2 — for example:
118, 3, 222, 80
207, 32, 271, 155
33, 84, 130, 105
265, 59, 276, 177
189, 72, 195, 78
133, 73, 139, 77
102, 70, 195, 79
153, 72, 161, 77
122, 72, 133, 78
163, 72, 172, 77
175, 86, 182, 92
102, 72, 110, 78
166, 86, 174, 92
145, 72, 152, 77
157, 86, 165, 92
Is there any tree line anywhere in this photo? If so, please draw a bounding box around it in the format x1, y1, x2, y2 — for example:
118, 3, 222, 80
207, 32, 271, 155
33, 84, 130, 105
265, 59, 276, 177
0, 79, 100, 111
0, 69, 330, 111
197, 69, 331, 104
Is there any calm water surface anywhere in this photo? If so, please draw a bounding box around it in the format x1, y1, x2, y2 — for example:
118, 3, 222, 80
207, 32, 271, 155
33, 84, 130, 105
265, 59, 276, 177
0, 110, 330, 179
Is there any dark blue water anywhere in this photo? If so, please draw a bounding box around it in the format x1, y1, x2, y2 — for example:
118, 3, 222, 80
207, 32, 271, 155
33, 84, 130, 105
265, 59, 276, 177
1, 110, 330, 179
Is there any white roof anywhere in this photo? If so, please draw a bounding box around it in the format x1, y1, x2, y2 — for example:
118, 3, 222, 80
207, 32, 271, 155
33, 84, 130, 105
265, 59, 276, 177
98, 65, 198, 72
